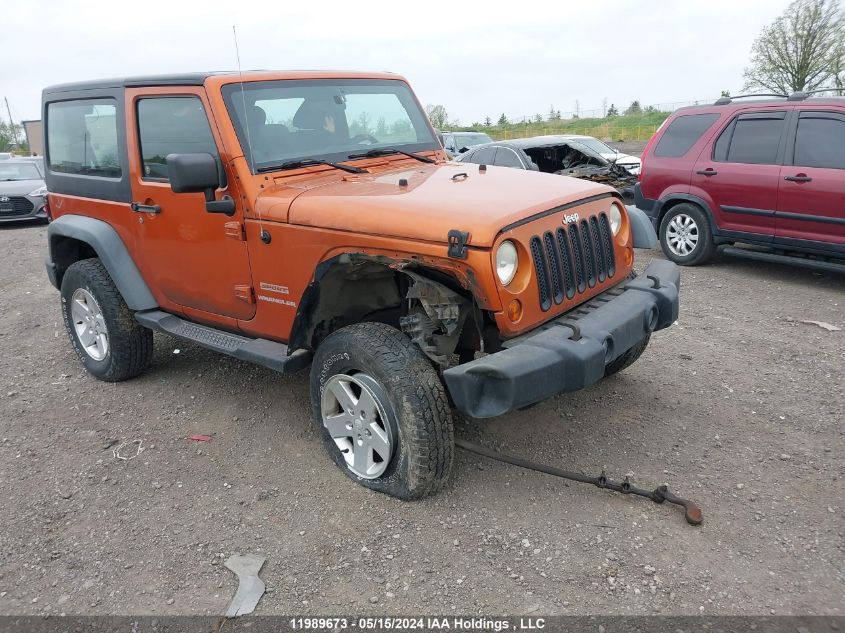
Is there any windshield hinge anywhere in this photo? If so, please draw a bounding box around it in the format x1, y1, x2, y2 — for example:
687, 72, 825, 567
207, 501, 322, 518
447, 229, 470, 259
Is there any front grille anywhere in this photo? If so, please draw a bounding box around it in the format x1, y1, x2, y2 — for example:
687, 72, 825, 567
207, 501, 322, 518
0, 196, 34, 215
530, 212, 617, 311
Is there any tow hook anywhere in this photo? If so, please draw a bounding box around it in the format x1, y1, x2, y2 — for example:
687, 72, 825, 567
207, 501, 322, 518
455, 438, 703, 526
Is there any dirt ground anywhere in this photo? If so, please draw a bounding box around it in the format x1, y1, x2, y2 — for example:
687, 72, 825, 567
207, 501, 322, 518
0, 221, 842, 617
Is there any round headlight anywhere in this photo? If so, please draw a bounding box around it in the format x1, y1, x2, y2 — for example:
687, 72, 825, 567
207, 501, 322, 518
496, 240, 518, 286
609, 203, 623, 235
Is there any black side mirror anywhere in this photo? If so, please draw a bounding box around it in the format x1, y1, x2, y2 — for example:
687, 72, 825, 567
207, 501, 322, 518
167, 153, 235, 216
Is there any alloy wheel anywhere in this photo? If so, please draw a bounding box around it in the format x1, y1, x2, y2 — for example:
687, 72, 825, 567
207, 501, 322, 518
320, 373, 395, 479
70, 288, 109, 361
666, 213, 700, 257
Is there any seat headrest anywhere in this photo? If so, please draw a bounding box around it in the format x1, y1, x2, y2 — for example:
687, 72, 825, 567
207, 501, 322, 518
247, 105, 266, 127
292, 100, 338, 130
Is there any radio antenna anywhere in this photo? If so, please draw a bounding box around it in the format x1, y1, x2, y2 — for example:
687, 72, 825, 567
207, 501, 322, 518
233, 26, 256, 172
232, 25, 266, 237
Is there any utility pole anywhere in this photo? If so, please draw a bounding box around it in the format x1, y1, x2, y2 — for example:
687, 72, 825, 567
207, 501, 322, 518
4, 97, 20, 147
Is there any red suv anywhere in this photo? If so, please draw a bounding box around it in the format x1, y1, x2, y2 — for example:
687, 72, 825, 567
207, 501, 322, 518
635, 93, 845, 271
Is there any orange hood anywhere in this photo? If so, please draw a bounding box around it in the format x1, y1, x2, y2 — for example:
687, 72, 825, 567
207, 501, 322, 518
275, 162, 612, 248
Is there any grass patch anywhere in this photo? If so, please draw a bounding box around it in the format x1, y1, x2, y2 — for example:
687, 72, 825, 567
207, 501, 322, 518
455, 111, 671, 142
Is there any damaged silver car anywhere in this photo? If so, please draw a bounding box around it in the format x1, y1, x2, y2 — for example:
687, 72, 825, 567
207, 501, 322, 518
455, 135, 639, 201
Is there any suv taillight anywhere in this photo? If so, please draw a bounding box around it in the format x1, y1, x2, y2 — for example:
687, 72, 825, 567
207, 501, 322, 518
639, 132, 658, 181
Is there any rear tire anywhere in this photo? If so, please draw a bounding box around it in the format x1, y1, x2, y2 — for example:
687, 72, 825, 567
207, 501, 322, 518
659, 203, 716, 265
604, 334, 651, 377
310, 323, 454, 500
61, 258, 153, 382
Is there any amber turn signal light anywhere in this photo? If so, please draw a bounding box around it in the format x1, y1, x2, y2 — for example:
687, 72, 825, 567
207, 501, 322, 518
507, 299, 523, 322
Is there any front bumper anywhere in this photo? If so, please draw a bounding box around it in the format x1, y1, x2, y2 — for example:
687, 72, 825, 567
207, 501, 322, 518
0, 194, 47, 222
443, 258, 680, 418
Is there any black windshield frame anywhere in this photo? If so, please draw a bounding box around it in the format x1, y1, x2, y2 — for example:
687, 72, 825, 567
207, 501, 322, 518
221, 78, 439, 174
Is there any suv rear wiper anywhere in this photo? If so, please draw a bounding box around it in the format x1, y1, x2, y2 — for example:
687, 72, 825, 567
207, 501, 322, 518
347, 148, 435, 164
256, 158, 368, 174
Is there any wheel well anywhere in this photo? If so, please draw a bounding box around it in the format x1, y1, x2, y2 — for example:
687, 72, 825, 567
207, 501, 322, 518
289, 255, 482, 366
294, 258, 407, 351
50, 235, 98, 287
658, 199, 692, 226
658, 198, 717, 233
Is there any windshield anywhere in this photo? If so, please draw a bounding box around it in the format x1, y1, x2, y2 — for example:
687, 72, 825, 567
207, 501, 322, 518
575, 137, 617, 155
454, 133, 492, 149
0, 162, 42, 181
222, 79, 438, 173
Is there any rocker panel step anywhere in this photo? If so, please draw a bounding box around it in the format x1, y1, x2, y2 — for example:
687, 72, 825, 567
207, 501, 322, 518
134, 310, 311, 374
722, 246, 845, 274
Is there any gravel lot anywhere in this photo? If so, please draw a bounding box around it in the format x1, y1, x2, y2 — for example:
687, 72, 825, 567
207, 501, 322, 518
0, 221, 842, 617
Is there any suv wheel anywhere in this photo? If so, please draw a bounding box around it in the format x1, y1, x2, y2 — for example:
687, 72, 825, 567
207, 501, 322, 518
61, 258, 153, 381
659, 203, 716, 265
310, 323, 454, 500
604, 334, 650, 377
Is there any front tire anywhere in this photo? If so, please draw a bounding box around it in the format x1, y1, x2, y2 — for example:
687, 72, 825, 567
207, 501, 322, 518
659, 203, 716, 265
61, 258, 153, 382
310, 323, 454, 500
604, 334, 651, 377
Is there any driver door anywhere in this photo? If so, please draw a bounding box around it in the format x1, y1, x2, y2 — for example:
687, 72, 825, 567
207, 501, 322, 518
125, 88, 255, 321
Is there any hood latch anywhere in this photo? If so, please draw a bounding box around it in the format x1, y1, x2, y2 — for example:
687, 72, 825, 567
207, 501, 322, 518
447, 229, 470, 259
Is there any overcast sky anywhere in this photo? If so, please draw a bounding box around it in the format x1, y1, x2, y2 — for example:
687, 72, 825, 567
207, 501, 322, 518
4, 0, 793, 125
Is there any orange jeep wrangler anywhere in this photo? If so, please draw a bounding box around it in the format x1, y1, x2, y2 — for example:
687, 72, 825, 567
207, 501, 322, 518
42, 71, 679, 499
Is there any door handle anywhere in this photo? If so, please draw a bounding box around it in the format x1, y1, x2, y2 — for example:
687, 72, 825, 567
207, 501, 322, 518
696, 169, 718, 176
130, 202, 161, 214
784, 174, 812, 183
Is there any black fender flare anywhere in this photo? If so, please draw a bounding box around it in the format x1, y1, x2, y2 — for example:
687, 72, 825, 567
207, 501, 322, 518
654, 194, 722, 237
46, 214, 157, 311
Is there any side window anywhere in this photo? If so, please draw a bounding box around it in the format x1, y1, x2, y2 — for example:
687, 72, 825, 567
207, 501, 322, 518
793, 112, 845, 169
47, 98, 121, 177
494, 147, 524, 168
653, 113, 720, 157
469, 146, 496, 164
137, 97, 218, 180
714, 112, 786, 165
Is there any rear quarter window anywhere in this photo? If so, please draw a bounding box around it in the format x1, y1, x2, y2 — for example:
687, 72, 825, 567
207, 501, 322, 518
653, 113, 720, 157
47, 98, 121, 177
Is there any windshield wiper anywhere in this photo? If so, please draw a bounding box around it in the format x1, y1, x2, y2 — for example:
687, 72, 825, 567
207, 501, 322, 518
347, 148, 435, 164
256, 158, 368, 174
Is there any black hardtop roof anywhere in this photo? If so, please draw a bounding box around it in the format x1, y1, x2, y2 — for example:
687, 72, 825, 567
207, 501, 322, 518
42, 70, 401, 96
42, 72, 237, 95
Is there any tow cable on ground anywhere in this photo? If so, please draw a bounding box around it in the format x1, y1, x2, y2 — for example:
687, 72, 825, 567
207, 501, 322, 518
455, 438, 703, 526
